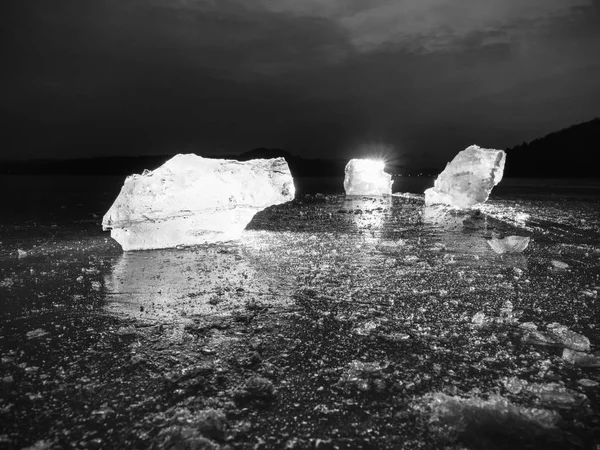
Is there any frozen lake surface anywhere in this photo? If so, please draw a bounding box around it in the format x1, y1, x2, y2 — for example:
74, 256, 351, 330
0, 175, 599, 449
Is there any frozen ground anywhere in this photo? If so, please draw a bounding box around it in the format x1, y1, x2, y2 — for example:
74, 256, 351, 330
1, 177, 600, 449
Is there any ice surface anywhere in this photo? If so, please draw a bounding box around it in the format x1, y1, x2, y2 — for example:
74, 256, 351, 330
425, 145, 506, 209
343, 159, 392, 196
102, 154, 295, 250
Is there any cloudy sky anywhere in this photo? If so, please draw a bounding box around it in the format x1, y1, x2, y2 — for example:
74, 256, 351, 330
3, 0, 600, 164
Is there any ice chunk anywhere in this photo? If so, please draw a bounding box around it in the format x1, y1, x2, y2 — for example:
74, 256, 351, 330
102, 154, 295, 251
426, 393, 561, 446
562, 348, 600, 367
547, 323, 590, 352
425, 145, 506, 209
343, 159, 392, 196
487, 235, 530, 254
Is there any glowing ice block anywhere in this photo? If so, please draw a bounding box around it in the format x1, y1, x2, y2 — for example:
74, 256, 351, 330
343, 159, 392, 196
102, 154, 295, 251
425, 145, 506, 209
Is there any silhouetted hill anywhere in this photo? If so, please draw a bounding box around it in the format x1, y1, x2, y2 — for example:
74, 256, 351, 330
0, 149, 349, 177
505, 118, 600, 177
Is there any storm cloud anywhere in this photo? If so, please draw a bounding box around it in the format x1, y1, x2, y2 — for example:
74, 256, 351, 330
2, 0, 599, 162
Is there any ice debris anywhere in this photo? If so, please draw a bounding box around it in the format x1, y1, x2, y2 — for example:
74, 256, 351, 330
562, 348, 600, 367
343, 159, 392, 196
426, 393, 561, 446
578, 379, 599, 387
102, 154, 295, 251
546, 323, 590, 352
550, 260, 569, 270
425, 145, 506, 209
502, 378, 587, 407
26, 329, 49, 339
522, 323, 590, 352
487, 235, 530, 254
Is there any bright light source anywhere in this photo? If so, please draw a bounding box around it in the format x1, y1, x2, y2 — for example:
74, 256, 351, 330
359, 159, 385, 172
344, 158, 393, 196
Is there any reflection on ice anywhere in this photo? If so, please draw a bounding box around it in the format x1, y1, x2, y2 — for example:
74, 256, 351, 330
344, 196, 392, 245
422, 205, 528, 269
104, 235, 295, 324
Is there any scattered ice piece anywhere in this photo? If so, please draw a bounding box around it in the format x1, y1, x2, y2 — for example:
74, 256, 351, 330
522, 330, 559, 347
518, 322, 538, 331
343, 159, 392, 196
380, 332, 410, 342
498, 300, 517, 324
424, 145, 506, 209
547, 323, 590, 352
562, 348, 600, 367
102, 154, 295, 251
578, 379, 599, 387
487, 236, 530, 254
337, 360, 388, 393
525, 382, 587, 408
116, 326, 137, 337
26, 329, 48, 339
0, 278, 14, 288
550, 260, 569, 270
376, 239, 405, 251
20, 440, 54, 450
353, 320, 379, 336
427, 393, 561, 438
579, 290, 595, 298
502, 376, 526, 394
471, 311, 486, 326
17, 249, 27, 258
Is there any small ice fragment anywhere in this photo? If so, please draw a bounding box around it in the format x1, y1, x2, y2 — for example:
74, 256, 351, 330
17, 249, 27, 258
562, 348, 600, 367
26, 329, 49, 339
116, 326, 137, 336
525, 382, 587, 407
353, 321, 379, 336
518, 322, 538, 331
547, 323, 590, 352
502, 376, 526, 394
487, 236, 530, 254
522, 330, 559, 347
550, 260, 569, 270
578, 379, 599, 387
471, 311, 486, 326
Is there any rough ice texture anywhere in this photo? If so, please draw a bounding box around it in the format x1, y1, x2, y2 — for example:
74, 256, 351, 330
425, 145, 506, 209
344, 159, 393, 196
487, 236, 530, 254
102, 154, 295, 251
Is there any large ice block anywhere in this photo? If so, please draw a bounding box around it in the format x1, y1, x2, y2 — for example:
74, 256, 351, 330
102, 154, 295, 251
344, 159, 392, 196
425, 145, 506, 209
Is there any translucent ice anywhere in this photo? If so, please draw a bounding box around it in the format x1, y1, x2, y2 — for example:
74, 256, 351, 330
344, 159, 392, 196
425, 145, 506, 209
102, 154, 295, 251
487, 236, 530, 254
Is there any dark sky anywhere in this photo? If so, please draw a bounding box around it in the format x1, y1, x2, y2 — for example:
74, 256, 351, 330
3, 0, 600, 164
